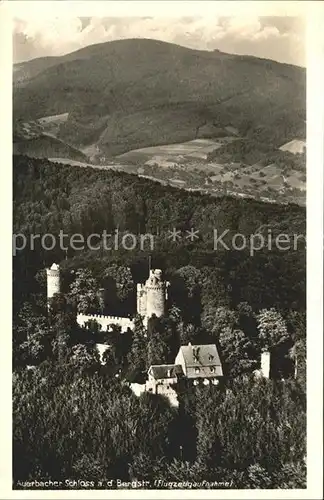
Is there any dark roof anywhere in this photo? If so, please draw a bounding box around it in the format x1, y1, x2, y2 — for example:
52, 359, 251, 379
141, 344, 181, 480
148, 364, 183, 379
179, 344, 222, 371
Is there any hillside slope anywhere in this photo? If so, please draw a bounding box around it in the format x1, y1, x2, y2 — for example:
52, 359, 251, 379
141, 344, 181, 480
13, 135, 87, 162
13, 39, 306, 158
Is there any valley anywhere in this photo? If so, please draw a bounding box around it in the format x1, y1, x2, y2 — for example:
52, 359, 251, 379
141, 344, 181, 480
48, 132, 306, 206
13, 38, 306, 206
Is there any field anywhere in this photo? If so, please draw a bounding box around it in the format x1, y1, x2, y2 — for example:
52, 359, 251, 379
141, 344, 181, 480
117, 138, 236, 164
45, 131, 306, 206
13, 39, 306, 207
13, 112, 306, 207
279, 139, 306, 154
38, 112, 69, 125
15, 124, 306, 208
114, 137, 306, 206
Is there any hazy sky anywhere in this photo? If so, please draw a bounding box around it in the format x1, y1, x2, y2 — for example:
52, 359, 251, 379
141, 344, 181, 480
13, 15, 305, 66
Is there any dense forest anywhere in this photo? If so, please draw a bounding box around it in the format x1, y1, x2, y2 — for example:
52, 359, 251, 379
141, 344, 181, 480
13, 155, 306, 489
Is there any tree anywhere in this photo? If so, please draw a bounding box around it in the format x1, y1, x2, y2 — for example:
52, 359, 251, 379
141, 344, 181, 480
286, 311, 306, 388
84, 319, 102, 336
69, 344, 101, 374
129, 453, 166, 483
147, 315, 177, 366
270, 461, 306, 488
172, 265, 202, 323
69, 269, 100, 314
237, 301, 257, 337
34, 268, 47, 292
164, 458, 212, 482
218, 327, 258, 377
176, 265, 202, 299
257, 308, 289, 351
194, 378, 306, 471
244, 464, 272, 488
181, 323, 198, 345
71, 455, 108, 481
103, 264, 134, 302
101, 347, 120, 378
147, 333, 170, 366
289, 338, 306, 390
48, 292, 68, 315
202, 306, 238, 339
14, 302, 51, 366
127, 316, 148, 381
19, 333, 45, 366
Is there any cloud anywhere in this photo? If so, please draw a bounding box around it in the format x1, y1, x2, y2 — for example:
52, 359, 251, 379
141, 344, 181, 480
12, 16, 305, 66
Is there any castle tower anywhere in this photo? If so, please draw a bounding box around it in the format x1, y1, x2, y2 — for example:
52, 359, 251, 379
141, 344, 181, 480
46, 263, 61, 304
145, 269, 167, 319
137, 283, 147, 317
261, 350, 271, 379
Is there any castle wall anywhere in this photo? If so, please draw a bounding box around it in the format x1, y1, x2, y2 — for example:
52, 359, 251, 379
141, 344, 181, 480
130, 383, 146, 398
95, 343, 110, 365
145, 380, 179, 407
77, 313, 134, 333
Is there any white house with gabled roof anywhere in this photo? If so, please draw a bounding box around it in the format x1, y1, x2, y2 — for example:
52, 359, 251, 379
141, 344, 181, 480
175, 343, 223, 385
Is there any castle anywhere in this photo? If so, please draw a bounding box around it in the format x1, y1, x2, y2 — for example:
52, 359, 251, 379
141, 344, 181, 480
46, 263, 271, 399
46, 264, 169, 331
137, 269, 170, 323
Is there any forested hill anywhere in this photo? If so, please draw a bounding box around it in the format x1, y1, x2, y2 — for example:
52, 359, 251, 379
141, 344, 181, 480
14, 155, 305, 314
13, 154, 307, 488
13, 38, 305, 156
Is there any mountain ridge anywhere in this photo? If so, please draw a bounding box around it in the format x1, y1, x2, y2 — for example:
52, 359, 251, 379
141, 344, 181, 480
14, 37, 305, 72
13, 38, 305, 170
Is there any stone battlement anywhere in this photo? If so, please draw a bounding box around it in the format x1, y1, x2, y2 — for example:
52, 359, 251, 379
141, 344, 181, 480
77, 313, 134, 333
47, 263, 60, 275
79, 313, 132, 321
47, 268, 60, 274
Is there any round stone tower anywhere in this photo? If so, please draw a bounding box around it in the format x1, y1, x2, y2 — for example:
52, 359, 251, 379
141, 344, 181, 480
46, 263, 61, 302
137, 283, 147, 317
145, 269, 166, 319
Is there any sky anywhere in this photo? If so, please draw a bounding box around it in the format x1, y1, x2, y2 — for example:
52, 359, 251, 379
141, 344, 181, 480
13, 15, 305, 67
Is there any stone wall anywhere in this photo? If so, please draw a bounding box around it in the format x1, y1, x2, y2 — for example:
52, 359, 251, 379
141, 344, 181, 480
77, 313, 134, 333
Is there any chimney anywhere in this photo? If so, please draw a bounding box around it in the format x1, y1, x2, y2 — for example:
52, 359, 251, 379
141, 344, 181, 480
261, 350, 271, 379
192, 346, 200, 362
